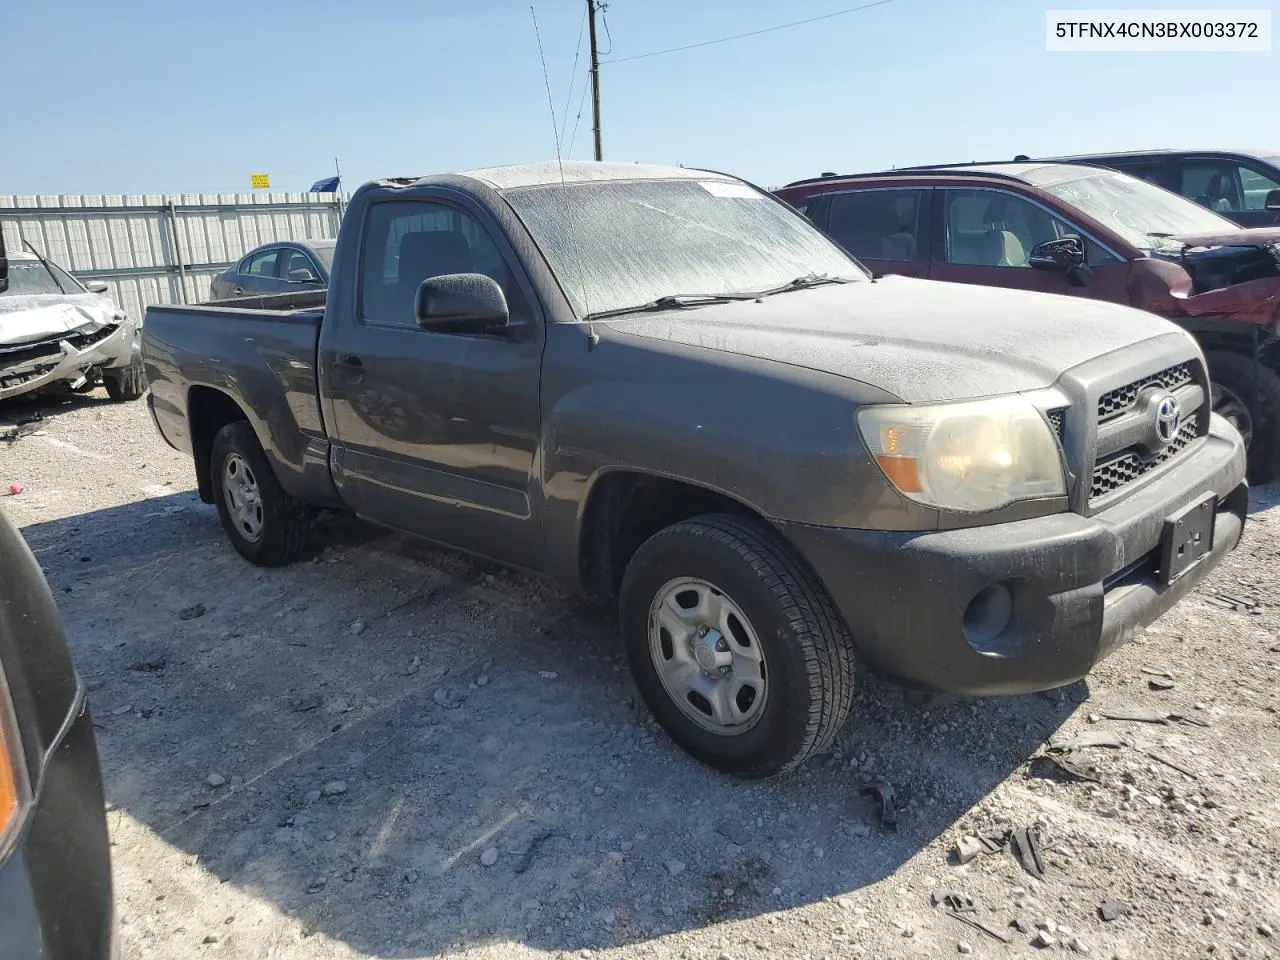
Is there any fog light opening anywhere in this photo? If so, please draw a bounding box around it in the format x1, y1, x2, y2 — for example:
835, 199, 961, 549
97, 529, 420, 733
963, 582, 1014, 655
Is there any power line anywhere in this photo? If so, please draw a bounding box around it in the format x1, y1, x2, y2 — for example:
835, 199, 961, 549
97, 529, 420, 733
567, 72, 593, 157
602, 0, 897, 65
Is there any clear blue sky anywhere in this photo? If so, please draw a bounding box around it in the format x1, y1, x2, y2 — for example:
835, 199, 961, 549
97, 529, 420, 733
1, 0, 1274, 196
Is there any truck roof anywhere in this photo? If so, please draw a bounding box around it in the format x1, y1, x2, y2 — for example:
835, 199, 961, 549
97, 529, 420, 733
452, 161, 734, 191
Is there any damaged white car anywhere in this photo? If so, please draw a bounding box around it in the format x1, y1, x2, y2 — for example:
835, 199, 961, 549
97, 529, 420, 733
0, 250, 145, 402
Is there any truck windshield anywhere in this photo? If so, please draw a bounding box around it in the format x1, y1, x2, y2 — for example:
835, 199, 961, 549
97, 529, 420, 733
503, 178, 867, 318
1024, 167, 1239, 250
0, 260, 62, 297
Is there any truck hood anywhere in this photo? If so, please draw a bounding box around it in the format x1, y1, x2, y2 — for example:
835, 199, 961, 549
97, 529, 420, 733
602, 275, 1182, 403
0, 294, 123, 347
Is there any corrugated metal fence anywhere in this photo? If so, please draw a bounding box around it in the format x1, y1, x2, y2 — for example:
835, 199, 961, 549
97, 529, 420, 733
0, 193, 346, 320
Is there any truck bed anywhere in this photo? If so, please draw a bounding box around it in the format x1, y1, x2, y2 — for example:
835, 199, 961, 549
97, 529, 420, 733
142, 295, 338, 509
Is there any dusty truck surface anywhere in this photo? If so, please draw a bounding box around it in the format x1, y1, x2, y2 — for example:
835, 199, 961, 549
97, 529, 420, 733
141, 162, 1248, 778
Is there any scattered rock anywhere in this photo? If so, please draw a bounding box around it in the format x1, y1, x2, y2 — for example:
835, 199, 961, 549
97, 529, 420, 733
350, 619, 366, 636
593, 785, 605, 796
958, 943, 973, 955
403, 869, 419, 883
521, 898, 541, 912
953, 835, 984, 864
289, 695, 322, 713
1070, 937, 1090, 954
538, 670, 559, 680
321, 780, 347, 797
205, 773, 226, 789
1259, 923, 1274, 938
1229, 872, 1247, 888
1036, 918, 1058, 934
476, 675, 489, 687
664, 860, 686, 876
480, 847, 499, 867
406, 656, 421, 675
305, 879, 326, 894
432, 688, 451, 708
202, 935, 219, 944
111, 705, 133, 717
1099, 900, 1128, 922
1033, 930, 1057, 948
304, 790, 321, 804
1013, 919, 1033, 934
129, 655, 167, 672
178, 603, 206, 621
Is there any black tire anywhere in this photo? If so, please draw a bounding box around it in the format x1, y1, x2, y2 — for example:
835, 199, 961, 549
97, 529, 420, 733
1206, 349, 1280, 483
104, 353, 146, 402
210, 421, 311, 566
619, 513, 856, 778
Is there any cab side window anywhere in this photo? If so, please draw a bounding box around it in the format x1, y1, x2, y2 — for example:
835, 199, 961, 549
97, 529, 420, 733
244, 249, 280, 277
1182, 160, 1280, 212
359, 200, 530, 328
826, 189, 926, 262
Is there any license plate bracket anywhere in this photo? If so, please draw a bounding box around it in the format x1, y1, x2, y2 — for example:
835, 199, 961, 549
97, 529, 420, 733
1159, 494, 1216, 586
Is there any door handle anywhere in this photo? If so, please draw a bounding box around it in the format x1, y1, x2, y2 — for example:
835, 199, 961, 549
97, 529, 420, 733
233, 286, 243, 296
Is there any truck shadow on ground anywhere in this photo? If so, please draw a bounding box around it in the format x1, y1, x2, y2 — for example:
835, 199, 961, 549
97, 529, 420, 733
25, 495, 1088, 958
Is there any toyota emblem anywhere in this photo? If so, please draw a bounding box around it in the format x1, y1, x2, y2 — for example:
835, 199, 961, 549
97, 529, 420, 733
1154, 395, 1181, 445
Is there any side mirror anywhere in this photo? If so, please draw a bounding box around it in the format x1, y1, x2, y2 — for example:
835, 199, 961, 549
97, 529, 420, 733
1265, 188, 1280, 211
0, 231, 7, 294
84, 279, 110, 294
1029, 236, 1085, 271
287, 268, 319, 283
414, 273, 509, 333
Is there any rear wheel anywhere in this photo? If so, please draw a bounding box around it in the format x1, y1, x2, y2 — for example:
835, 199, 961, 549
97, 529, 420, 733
1206, 349, 1280, 483
620, 514, 857, 778
210, 421, 311, 565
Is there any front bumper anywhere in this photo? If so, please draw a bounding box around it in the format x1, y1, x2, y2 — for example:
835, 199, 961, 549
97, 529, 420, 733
780, 417, 1248, 696
0, 323, 135, 401
0, 690, 115, 960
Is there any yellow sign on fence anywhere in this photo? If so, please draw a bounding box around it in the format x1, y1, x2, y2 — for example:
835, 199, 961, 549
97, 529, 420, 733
250, 173, 271, 190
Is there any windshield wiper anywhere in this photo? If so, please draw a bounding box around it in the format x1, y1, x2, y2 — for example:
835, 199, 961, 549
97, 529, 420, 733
756, 273, 852, 297
584, 293, 757, 321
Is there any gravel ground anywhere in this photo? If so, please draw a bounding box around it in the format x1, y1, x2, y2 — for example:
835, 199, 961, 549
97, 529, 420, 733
2, 390, 1278, 960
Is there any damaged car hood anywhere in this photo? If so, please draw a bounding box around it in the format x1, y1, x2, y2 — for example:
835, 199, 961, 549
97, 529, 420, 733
602, 275, 1181, 403
0, 294, 124, 347
1149, 227, 1280, 299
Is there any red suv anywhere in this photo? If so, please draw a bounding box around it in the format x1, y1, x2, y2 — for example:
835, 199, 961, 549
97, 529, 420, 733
775, 163, 1280, 481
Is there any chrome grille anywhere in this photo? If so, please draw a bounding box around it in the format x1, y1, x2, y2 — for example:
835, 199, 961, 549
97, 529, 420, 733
1096, 363, 1192, 423
1091, 414, 1199, 500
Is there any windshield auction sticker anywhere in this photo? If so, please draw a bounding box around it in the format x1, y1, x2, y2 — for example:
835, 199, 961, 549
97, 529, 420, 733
1046, 9, 1271, 51
699, 181, 763, 199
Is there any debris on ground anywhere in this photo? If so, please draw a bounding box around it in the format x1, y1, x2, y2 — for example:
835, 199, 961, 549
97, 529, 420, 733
861, 780, 899, 830
1033, 929, 1057, 948
1141, 666, 1175, 680
1051, 730, 1125, 750
288, 694, 321, 713
1148, 677, 1176, 691
479, 847, 499, 867
1031, 750, 1101, 783
930, 887, 1010, 944
1, 413, 43, 443
350, 619, 366, 636
5, 483, 25, 496
538, 670, 558, 680
205, 773, 226, 788
1100, 704, 1208, 726
1011, 826, 1046, 880
129, 655, 168, 672
1209, 593, 1259, 613
1099, 900, 1129, 922
320, 780, 347, 797
178, 603, 206, 621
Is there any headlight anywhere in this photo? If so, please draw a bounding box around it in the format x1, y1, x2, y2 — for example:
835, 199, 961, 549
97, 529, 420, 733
857, 396, 1066, 513
0, 662, 32, 863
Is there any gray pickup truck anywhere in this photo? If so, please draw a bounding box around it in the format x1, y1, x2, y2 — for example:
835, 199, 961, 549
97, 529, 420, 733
141, 161, 1248, 778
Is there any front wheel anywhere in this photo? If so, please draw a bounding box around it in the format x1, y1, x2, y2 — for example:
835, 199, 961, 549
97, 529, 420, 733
104, 354, 146, 402
210, 421, 311, 566
619, 514, 857, 778
1206, 349, 1280, 483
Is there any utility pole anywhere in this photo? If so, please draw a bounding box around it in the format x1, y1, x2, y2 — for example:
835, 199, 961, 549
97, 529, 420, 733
587, 0, 603, 161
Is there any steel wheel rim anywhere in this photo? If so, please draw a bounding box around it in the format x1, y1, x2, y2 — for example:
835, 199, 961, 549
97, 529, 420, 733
1211, 383, 1254, 449
647, 577, 768, 736
223, 453, 264, 543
